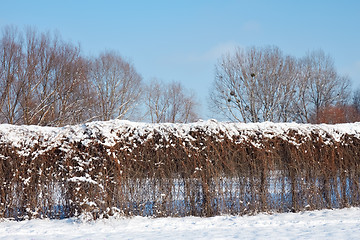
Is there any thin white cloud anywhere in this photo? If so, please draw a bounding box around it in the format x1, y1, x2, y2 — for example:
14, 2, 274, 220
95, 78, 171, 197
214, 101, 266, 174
242, 21, 261, 33
187, 41, 241, 63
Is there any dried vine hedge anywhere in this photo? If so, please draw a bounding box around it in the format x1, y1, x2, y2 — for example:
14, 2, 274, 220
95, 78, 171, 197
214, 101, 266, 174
0, 120, 359, 220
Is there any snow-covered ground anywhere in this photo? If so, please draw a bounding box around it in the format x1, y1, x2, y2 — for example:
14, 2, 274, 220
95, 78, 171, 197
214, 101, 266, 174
1, 207, 359, 240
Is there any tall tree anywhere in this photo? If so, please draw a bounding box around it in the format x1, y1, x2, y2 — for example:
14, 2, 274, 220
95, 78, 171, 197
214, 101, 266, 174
0, 26, 93, 126
210, 47, 351, 123
90, 51, 142, 121
0, 26, 23, 124
295, 50, 351, 122
210, 46, 298, 122
145, 79, 199, 123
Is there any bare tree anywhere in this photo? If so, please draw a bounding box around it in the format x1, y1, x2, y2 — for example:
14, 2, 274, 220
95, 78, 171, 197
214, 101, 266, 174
1, 26, 150, 126
0, 26, 94, 126
211, 47, 351, 123
210, 46, 298, 122
45, 44, 93, 126
0, 26, 23, 124
295, 50, 351, 122
1, 26, 147, 126
90, 51, 142, 121
145, 79, 199, 123
18, 28, 93, 126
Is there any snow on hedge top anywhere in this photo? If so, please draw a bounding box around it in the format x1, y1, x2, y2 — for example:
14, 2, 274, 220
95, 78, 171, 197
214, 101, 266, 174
1, 119, 360, 156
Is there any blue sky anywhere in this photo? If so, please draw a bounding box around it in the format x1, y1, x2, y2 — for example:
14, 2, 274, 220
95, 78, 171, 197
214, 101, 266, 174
1, 0, 360, 119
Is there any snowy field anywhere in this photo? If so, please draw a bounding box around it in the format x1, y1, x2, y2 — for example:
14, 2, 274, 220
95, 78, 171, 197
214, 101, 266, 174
0, 208, 359, 240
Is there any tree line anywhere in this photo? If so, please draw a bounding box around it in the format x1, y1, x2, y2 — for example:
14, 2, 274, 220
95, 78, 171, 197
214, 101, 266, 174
0, 26, 199, 126
210, 46, 359, 123
1, 26, 359, 126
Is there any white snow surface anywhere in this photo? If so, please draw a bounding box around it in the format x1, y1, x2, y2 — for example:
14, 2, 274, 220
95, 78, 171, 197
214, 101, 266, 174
0, 207, 359, 240
1, 120, 360, 156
